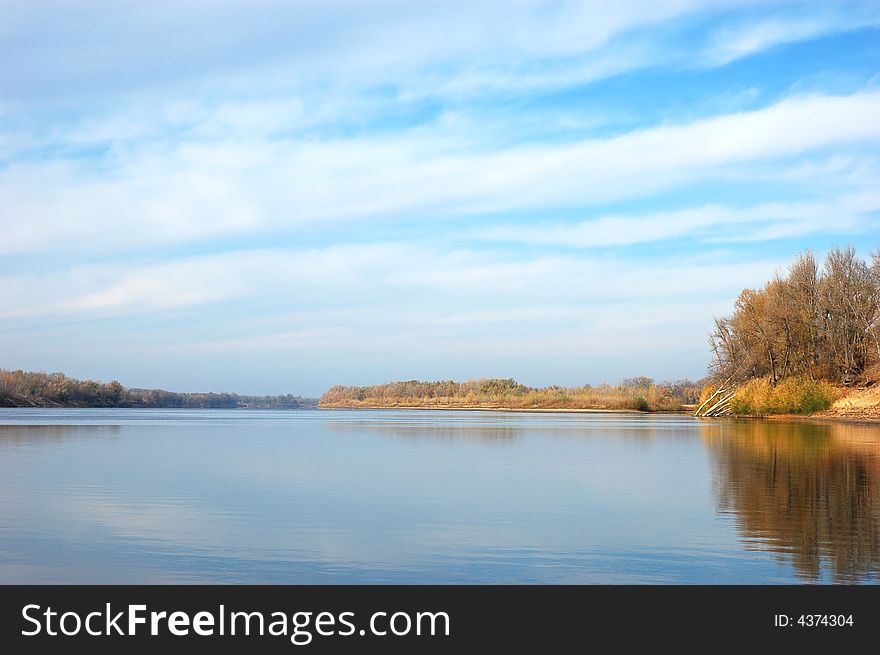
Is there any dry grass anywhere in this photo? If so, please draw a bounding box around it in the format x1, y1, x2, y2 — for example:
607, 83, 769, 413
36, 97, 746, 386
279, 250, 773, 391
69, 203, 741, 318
319, 378, 697, 411
715, 373, 880, 421
729, 376, 841, 416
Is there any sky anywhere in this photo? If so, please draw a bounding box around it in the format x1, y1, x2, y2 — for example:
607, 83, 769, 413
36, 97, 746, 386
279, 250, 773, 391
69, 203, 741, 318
1, 0, 879, 396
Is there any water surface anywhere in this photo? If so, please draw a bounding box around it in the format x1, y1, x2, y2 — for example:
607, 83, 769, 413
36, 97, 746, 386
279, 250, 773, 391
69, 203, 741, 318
1, 409, 877, 583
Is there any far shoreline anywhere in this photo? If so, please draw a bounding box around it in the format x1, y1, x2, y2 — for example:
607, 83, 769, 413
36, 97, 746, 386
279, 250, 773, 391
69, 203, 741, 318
2, 403, 878, 425
318, 404, 650, 413
317, 403, 880, 424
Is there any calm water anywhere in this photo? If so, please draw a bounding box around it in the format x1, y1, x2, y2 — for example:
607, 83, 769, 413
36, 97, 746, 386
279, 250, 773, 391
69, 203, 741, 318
1, 408, 878, 584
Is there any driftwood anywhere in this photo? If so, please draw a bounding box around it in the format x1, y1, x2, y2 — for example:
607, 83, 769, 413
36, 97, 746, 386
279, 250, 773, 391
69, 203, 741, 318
693, 375, 738, 417
698, 390, 736, 417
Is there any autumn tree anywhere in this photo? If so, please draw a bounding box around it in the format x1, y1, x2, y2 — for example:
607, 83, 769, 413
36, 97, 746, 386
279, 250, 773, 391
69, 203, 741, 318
710, 247, 880, 386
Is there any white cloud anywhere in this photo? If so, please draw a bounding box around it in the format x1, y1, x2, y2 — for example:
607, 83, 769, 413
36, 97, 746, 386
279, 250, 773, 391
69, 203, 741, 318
475, 190, 880, 247
3, 244, 781, 393
2, 90, 878, 255
704, 9, 880, 66
0, 240, 780, 393
0, 241, 777, 324
0, 1, 739, 105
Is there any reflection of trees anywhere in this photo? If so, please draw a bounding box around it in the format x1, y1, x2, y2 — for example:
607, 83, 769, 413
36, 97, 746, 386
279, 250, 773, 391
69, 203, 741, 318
0, 424, 121, 446
703, 420, 880, 582
325, 420, 521, 443
324, 415, 680, 444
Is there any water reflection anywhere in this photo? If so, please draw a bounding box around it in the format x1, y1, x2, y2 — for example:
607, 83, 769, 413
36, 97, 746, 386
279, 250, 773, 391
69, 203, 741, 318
0, 424, 121, 446
325, 420, 521, 443
703, 420, 880, 582
324, 411, 696, 445
2, 408, 879, 583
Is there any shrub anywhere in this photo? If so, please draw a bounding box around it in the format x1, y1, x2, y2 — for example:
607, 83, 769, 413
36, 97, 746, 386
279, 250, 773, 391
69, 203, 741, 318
630, 396, 650, 412
730, 376, 839, 415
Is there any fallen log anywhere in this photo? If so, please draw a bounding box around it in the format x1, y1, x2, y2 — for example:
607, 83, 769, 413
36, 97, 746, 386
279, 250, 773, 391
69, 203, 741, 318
694, 380, 737, 417
703, 393, 734, 416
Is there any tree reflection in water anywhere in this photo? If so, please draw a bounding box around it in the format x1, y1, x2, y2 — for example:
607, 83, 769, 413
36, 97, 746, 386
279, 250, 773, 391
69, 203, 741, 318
702, 420, 880, 582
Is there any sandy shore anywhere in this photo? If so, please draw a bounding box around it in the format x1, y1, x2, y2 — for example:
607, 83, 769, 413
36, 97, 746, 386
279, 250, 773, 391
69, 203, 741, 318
816, 385, 880, 422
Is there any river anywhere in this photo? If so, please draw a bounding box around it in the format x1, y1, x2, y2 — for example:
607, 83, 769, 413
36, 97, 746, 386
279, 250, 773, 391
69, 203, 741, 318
1, 409, 877, 583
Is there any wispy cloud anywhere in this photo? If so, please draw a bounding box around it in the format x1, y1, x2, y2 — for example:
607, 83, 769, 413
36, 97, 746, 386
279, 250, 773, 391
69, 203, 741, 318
0, 0, 735, 106
703, 8, 880, 66
1, 243, 779, 324
475, 191, 880, 248
3, 91, 879, 256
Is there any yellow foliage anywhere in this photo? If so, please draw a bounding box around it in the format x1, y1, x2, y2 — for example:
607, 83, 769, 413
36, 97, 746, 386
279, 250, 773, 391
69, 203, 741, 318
319, 378, 702, 411
730, 376, 841, 415
698, 385, 717, 406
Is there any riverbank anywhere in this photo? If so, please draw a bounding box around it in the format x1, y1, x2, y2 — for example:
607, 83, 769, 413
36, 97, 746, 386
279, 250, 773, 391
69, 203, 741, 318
317, 402, 655, 413
319, 384, 880, 424
319, 378, 701, 412
703, 385, 880, 424
760, 384, 880, 423
318, 402, 880, 422
815, 384, 880, 422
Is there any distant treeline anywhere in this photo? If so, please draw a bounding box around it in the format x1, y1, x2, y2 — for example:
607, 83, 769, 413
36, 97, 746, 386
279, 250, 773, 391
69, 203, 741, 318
319, 377, 702, 411
0, 369, 316, 409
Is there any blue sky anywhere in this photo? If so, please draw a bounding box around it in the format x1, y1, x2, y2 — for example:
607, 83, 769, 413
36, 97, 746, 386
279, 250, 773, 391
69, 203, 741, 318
1, 1, 879, 396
